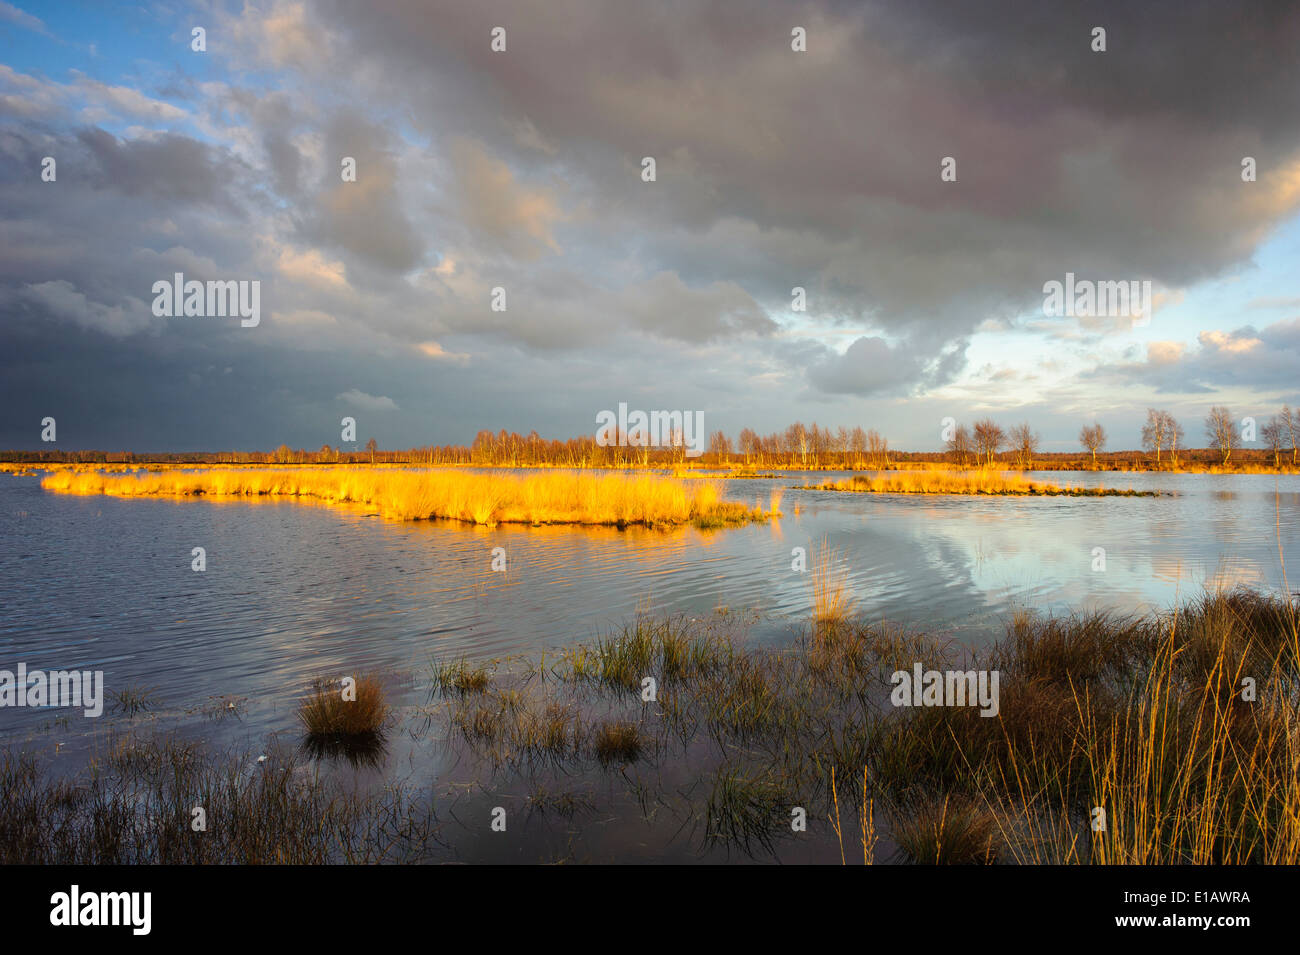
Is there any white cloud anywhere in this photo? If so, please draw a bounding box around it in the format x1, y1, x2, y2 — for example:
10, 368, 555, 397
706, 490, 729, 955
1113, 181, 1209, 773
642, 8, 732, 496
337, 388, 399, 411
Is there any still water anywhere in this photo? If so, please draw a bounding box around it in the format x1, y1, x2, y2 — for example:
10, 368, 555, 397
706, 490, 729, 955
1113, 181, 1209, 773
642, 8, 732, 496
2, 468, 1297, 746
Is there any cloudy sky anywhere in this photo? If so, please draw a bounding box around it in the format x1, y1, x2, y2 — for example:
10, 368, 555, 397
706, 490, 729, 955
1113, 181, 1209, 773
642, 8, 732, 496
2, 0, 1299, 453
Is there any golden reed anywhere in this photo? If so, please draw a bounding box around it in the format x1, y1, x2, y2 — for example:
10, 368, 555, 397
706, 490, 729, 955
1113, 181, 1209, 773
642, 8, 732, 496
40, 467, 771, 528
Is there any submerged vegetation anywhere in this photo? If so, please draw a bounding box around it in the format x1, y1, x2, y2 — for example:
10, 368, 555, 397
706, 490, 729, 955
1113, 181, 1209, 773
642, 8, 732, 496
4, 583, 1297, 863
425, 585, 1300, 863
0, 739, 434, 864
811, 540, 855, 626
39, 467, 775, 528
811, 468, 1159, 496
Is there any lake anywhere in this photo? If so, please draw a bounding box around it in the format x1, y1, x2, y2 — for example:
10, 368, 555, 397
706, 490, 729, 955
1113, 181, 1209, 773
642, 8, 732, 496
2, 468, 1297, 747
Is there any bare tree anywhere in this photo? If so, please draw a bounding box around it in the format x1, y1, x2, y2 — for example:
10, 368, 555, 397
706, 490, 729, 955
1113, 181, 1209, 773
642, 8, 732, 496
1165, 413, 1186, 468
738, 427, 759, 465
946, 423, 973, 466
1204, 406, 1238, 465
632, 427, 651, 467
1079, 423, 1106, 465
808, 422, 827, 468
973, 419, 1005, 467
1140, 408, 1173, 465
670, 428, 691, 467
1282, 405, 1297, 466
849, 426, 868, 467
707, 430, 732, 463
785, 422, 809, 467
1008, 422, 1040, 470
1262, 416, 1285, 468
364, 437, 378, 464
866, 429, 889, 468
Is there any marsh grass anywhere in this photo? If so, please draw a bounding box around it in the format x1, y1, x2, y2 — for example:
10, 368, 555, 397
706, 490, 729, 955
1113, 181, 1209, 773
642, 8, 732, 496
812, 468, 1158, 496
12, 588, 1297, 863
41, 467, 772, 529
592, 720, 644, 765
299, 675, 390, 747
829, 765, 877, 864
892, 795, 1001, 864
566, 615, 736, 691
705, 767, 793, 853
432, 658, 493, 695
447, 690, 586, 764
526, 787, 597, 819
110, 685, 160, 716
0, 737, 435, 863
430, 587, 1300, 863
811, 539, 855, 629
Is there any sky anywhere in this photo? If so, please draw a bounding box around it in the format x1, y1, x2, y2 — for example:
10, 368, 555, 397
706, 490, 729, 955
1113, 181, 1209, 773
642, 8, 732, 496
1, 0, 1298, 453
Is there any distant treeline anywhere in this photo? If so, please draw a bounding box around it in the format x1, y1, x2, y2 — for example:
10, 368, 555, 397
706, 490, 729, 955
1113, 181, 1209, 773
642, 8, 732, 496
4, 406, 1297, 471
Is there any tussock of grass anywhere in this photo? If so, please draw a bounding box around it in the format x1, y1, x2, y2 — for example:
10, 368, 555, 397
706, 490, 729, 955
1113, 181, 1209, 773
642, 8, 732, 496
432, 658, 493, 695
41, 467, 771, 528
811, 540, 855, 629
812, 468, 1156, 496
299, 675, 389, 740
592, 720, 644, 765
892, 796, 1001, 864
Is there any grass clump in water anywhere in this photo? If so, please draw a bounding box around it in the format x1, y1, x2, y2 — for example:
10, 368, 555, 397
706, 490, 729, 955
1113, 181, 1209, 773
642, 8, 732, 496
592, 720, 644, 765
564, 615, 736, 691
705, 767, 793, 854
299, 675, 389, 742
592, 722, 647, 764
432, 658, 493, 695
892, 795, 1001, 864
110, 686, 160, 716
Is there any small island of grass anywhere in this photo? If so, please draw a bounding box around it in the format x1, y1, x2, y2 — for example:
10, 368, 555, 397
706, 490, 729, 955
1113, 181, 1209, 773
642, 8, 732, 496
808, 469, 1160, 497
40, 467, 779, 529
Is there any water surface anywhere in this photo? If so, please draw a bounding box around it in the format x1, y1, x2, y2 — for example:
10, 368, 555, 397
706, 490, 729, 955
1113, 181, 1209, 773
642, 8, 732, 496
2, 468, 1296, 749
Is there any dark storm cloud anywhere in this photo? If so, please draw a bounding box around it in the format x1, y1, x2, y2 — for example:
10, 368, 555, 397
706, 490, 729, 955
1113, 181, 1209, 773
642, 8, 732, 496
303, 0, 1300, 376
886, 0, 1300, 136
300, 112, 425, 272
76, 127, 242, 204
0, 119, 258, 341
3, 0, 1300, 449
